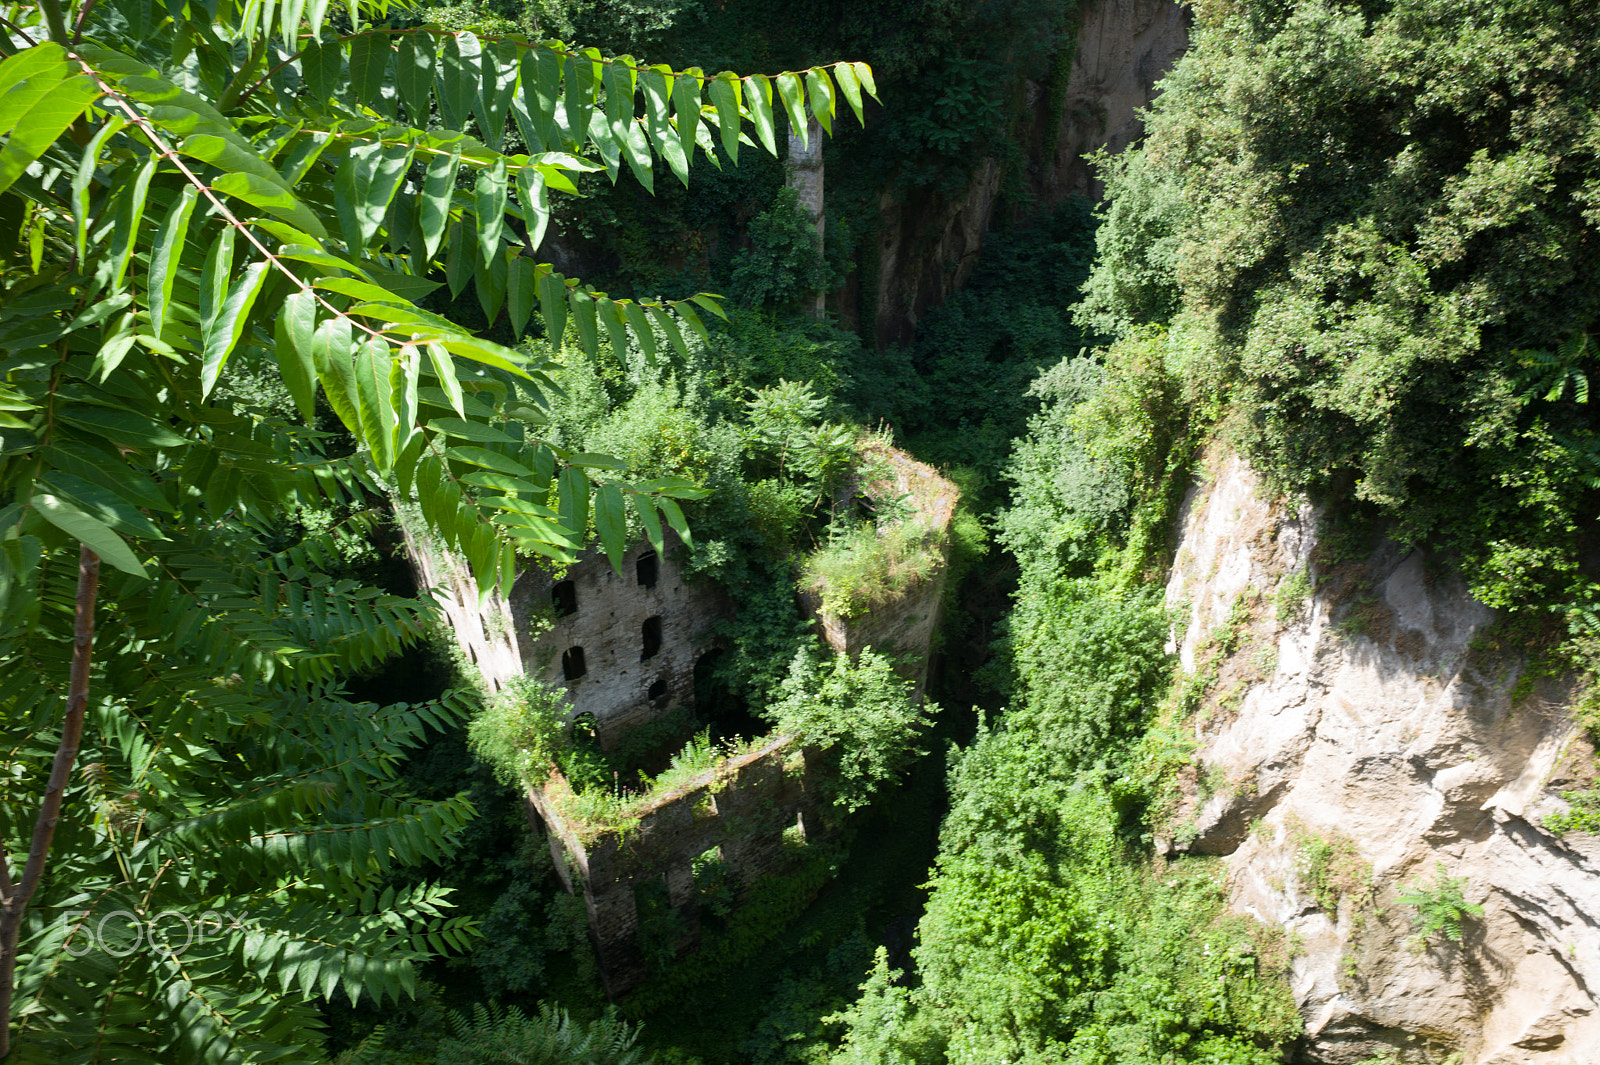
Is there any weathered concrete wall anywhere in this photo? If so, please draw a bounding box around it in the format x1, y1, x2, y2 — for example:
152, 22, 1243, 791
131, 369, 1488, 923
509, 532, 732, 747
528, 735, 831, 997
1161, 452, 1600, 1063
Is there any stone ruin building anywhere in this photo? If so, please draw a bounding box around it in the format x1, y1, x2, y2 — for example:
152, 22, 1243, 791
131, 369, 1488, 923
403, 445, 957, 996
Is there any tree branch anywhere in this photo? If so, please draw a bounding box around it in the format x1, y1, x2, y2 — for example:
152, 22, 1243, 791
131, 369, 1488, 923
0, 544, 100, 1060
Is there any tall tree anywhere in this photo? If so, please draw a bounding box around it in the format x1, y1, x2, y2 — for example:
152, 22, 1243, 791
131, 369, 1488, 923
0, 0, 871, 1057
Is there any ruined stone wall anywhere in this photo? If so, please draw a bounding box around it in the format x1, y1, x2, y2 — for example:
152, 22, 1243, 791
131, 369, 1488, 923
398, 512, 522, 693
811, 444, 959, 697
507, 532, 732, 747
528, 735, 830, 997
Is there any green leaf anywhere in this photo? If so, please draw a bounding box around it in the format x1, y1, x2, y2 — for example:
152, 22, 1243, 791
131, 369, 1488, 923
563, 50, 600, 152
336, 142, 412, 255
436, 33, 478, 129
426, 342, 465, 417
832, 62, 865, 126
595, 481, 627, 571
641, 66, 688, 186
0, 62, 98, 198
632, 492, 665, 557
348, 33, 393, 116
603, 58, 653, 192
199, 225, 236, 364
31, 492, 147, 577
418, 149, 460, 263
313, 316, 360, 435
213, 171, 329, 238
671, 67, 703, 169
72, 116, 125, 264
449, 445, 533, 478
56, 406, 185, 449
622, 301, 657, 365
506, 255, 536, 339
462, 470, 542, 496
477, 42, 520, 151
445, 218, 475, 298
397, 31, 437, 125
148, 185, 199, 340
851, 61, 878, 100
650, 306, 690, 359
709, 73, 741, 162
806, 67, 834, 137
514, 165, 548, 250
674, 300, 709, 342
557, 465, 589, 536
776, 72, 807, 148
201, 260, 271, 398
475, 244, 509, 323
179, 134, 326, 238
473, 157, 508, 266
688, 292, 728, 320
0, 44, 73, 132
597, 298, 630, 364
353, 338, 397, 472
523, 46, 564, 152
568, 452, 627, 471
537, 268, 567, 349
746, 74, 777, 156
275, 288, 320, 422
429, 418, 518, 445
568, 288, 599, 355
658, 496, 692, 551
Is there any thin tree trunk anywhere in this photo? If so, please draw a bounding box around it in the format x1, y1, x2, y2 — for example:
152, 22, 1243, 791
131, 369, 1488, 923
0, 545, 100, 1059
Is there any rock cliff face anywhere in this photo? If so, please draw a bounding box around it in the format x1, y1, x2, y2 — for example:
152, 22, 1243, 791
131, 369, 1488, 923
1162, 453, 1600, 1064
866, 0, 1189, 347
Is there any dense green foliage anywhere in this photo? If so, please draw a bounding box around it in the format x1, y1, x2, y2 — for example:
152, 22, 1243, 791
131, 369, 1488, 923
1084, 0, 1600, 616
0, 0, 866, 1057
768, 649, 933, 813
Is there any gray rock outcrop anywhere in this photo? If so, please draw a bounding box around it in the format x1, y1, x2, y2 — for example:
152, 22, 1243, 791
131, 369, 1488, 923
1163, 453, 1600, 1063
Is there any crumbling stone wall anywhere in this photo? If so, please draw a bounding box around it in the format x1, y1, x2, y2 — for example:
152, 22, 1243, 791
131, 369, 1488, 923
528, 735, 831, 997
399, 513, 523, 693
506, 532, 732, 747
811, 445, 959, 698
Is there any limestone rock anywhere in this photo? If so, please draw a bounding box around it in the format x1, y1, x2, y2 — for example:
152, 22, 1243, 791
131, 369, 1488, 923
1165, 453, 1600, 1063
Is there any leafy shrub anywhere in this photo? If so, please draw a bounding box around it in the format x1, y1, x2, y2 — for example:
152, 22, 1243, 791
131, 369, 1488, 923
1398, 863, 1485, 944
801, 519, 945, 620
1083, 0, 1600, 622
467, 675, 572, 788
730, 188, 832, 310
892, 200, 1104, 474
766, 649, 933, 813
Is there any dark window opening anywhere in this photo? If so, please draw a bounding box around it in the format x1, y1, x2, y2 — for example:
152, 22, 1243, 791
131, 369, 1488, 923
647, 679, 668, 703
636, 552, 659, 589
694, 650, 763, 744
562, 646, 587, 681
641, 616, 663, 661
552, 580, 577, 617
